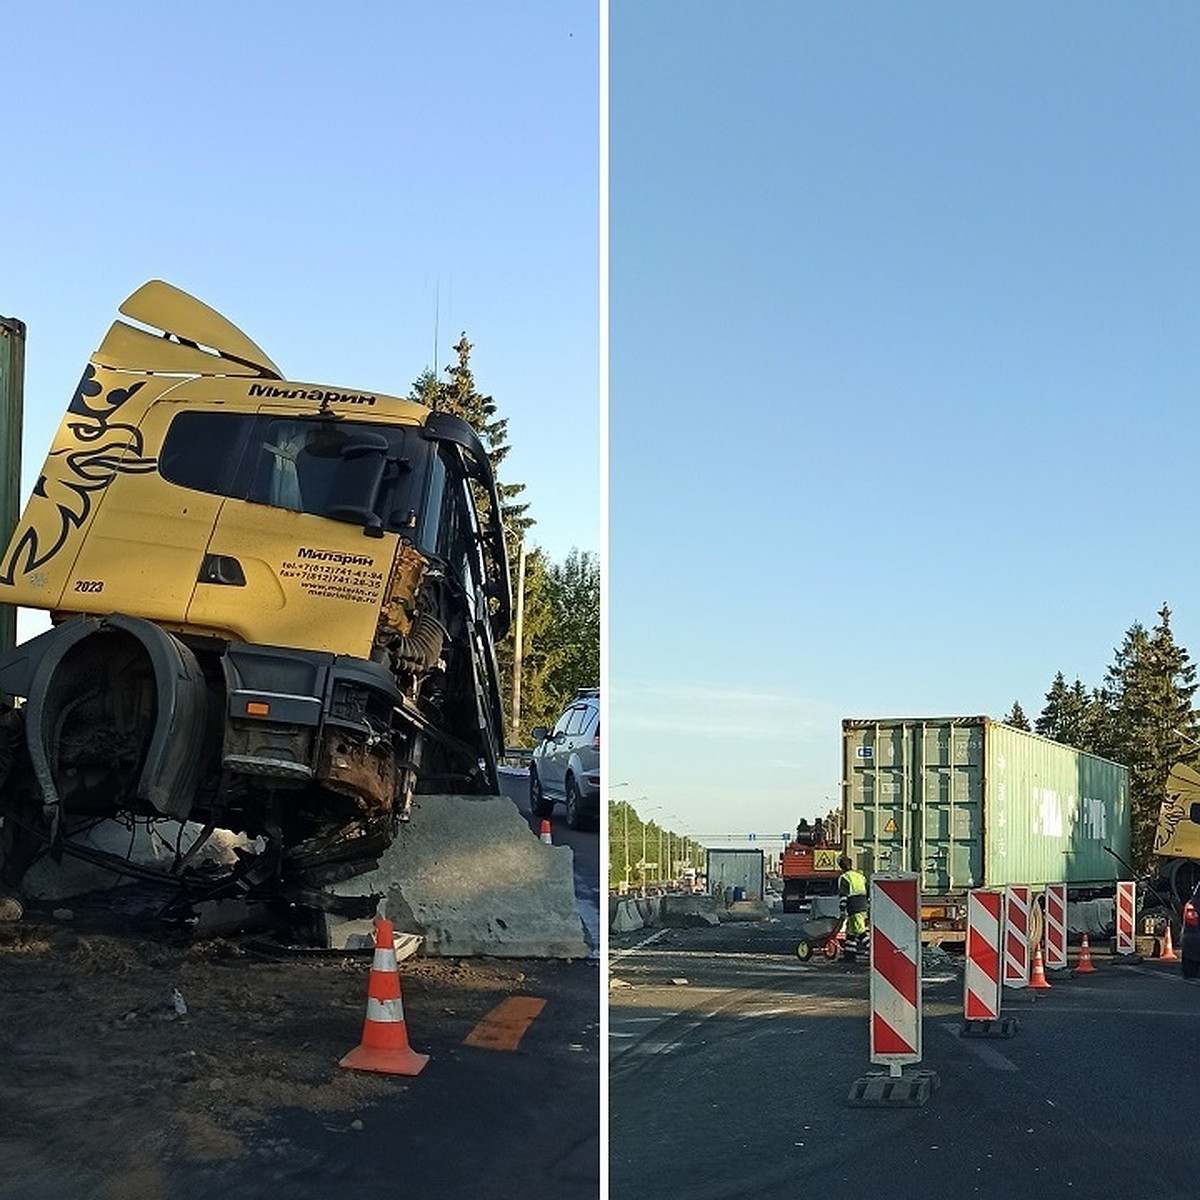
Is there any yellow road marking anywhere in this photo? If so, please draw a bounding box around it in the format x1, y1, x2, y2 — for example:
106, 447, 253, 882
463, 996, 547, 1051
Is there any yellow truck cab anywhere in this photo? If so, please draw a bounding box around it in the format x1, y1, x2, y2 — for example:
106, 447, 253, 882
0, 282, 510, 898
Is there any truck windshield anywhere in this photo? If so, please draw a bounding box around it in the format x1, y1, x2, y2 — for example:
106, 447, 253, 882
160, 411, 430, 532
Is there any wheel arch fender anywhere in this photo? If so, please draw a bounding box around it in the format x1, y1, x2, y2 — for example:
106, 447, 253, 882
21, 614, 209, 822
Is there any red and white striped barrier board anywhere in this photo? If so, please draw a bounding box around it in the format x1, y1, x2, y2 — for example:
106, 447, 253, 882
1044, 884, 1068, 971
1003, 885, 1031, 988
964, 889, 1004, 1021
869, 873, 922, 1066
1115, 880, 1136, 956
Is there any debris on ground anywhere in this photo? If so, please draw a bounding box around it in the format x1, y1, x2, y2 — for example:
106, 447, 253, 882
923, 944, 965, 974
0, 897, 534, 1194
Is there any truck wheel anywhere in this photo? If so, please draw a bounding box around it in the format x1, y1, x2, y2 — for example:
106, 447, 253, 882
529, 770, 554, 820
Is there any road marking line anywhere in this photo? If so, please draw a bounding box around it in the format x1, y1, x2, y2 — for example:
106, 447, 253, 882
463, 996, 547, 1051
940, 1022, 1017, 1071
610, 929, 669, 963
635, 1041, 682, 1055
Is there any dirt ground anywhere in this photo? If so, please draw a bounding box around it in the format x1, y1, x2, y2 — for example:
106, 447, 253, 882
0, 895, 539, 1200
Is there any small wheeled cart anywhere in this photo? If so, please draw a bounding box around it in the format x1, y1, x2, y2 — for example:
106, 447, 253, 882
795, 913, 870, 962
794, 914, 846, 961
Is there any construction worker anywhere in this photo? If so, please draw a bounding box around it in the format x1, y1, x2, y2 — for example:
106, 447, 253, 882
837, 854, 869, 951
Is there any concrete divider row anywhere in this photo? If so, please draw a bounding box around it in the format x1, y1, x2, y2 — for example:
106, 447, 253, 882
610, 893, 725, 932
608, 896, 661, 933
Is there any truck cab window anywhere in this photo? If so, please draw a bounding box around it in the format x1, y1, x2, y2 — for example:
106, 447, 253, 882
160, 411, 426, 531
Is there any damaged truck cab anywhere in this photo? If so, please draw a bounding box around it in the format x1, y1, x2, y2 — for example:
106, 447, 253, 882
0, 281, 510, 898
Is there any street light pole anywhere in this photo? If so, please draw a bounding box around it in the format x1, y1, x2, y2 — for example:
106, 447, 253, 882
609, 783, 631, 893
624, 802, 630, 890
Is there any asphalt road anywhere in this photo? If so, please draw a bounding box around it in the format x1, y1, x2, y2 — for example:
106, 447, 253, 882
610, 911, 1200, 1200
174, 955, 600, 1200
1, 776, 601, 1200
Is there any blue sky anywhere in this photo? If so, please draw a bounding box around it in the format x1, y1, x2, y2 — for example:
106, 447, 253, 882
609, 3, 1200, 850
4, 2, 598, 641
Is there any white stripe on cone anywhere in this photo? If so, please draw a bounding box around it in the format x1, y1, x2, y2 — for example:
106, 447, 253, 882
366, 996, 407, 1023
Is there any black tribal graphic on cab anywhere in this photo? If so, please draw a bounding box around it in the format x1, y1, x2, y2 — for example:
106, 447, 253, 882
0, 366, 158, 586
1155, 794, 1186, 853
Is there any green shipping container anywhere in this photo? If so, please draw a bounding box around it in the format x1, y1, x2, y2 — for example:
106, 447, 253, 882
842, 717, 1130, 894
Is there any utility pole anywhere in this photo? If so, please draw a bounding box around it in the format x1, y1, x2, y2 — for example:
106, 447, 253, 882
0, 315, 25, 660
510, 540, 527, 746
640, 820, 647, 895
624, 802, 630, 891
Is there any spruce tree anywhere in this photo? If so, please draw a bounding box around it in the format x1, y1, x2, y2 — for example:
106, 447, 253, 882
1101, 606, 1200, 872
1036, 673, 1070, 739
542, 549, 600, 706
1061, 679, 1099, 751
1004, 701, 1031, 731
409, 343, 534, 737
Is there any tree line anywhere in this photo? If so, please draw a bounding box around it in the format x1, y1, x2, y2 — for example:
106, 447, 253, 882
1002, 603, 1200, 875
608, 799, 704, 891
410, 334, 599, 744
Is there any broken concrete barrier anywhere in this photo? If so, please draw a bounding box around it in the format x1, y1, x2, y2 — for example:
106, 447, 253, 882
660, 893, 722, 927
720, 899, 771, 922
324, 794, 589, 959
19, 818, 255, 901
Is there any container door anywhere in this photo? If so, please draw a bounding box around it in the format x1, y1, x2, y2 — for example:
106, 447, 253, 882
918, 721, 985, 892
845, 722, 915, 873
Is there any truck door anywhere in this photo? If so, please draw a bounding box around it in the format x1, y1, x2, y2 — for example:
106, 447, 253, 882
159, 410, 396, 657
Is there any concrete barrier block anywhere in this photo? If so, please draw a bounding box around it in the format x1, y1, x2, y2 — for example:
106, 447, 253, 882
21, 819, 255, 901
611, 900, 644, 933
660, 894, 721, 928
325, 794, 589, 958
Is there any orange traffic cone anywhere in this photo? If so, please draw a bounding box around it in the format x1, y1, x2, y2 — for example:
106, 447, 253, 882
1029, 945, 1052, 990
1074, 933, 1096, 975
1160, 923, 1178, 961
539, 820, 553, 845
339, 918, 429, 1076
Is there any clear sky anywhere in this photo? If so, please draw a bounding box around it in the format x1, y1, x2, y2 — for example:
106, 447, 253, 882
4, 2, 599, 641
609, 3, 1200, 850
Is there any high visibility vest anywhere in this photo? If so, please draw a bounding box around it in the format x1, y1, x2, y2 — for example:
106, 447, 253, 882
840, 869, 868, 915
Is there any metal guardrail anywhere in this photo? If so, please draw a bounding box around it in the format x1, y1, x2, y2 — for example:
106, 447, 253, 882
501, 747, 533, 768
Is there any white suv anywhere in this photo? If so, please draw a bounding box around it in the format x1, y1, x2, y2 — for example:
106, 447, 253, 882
529, 689, 600, 829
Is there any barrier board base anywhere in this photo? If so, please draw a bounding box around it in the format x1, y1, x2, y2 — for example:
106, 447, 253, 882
959, 1017, 1018, 1039
847, 1069, 940, 1108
